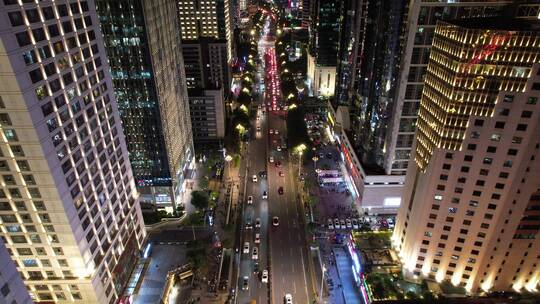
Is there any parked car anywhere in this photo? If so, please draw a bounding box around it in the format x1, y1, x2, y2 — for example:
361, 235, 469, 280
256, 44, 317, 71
327, 219, 334, 230
340, 219, 346, 229
352, 218, 359, 230
252, 175, 258, 182
346, 219, 352, 229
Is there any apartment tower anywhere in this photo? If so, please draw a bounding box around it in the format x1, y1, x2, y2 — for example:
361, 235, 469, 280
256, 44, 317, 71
0, 0, 146, 303
177, 0, 234, 63
393, 17, 540, 293
386, 0, 511, 175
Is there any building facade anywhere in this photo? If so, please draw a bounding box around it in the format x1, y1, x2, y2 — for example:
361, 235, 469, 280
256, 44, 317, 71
0, 239, 33, 304
386, 0, 510, 175
143, 0, 194, 209
393, 18, 540, 292
177, 0, 234, 62
0, 0, 146, 303
181, 38, 230, 91
346, 0, 407, 170
95, 0, 177, 208
188, 88, 226, 151
306, 0, 342, 97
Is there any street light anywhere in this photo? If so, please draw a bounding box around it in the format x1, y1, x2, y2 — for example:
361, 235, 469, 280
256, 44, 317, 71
319, 265, 326, 304
312, 156, 319, 171
295, 144, 307, 177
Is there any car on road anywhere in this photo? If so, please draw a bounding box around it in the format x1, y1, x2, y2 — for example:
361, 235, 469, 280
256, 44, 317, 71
275, 161, 281, 167
247, 196, 253, 205
346, 218, 352, 229
285, 293, 293, 303
275, 129, 279, 135
352, 218, 359, 230
326, 153, 333, 159
256, 126, 261, 132
269, 156, 274, 163
278, 187, 284, 195
261, 270, 268, 283
259, 171, 267, 178
272, 216, 279, 226
340, 219, 346, 229
269, 129, 274, 134
242, 276, 249, 291
255, 233, 261, 244
327, 219, 334, 230
279, 171, 284, 177
246, 218, 253, 229
252, 247, 259, 260
334, 218, 340, 229
277, 145, 281, 152
252, 175, 258, 182
253, 262, 259, 273
243, 242, 250, 254
255, 218, 261, 228
262, 191, 268, 199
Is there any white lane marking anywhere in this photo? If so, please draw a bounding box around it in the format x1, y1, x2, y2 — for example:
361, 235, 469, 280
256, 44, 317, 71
300, 248, 310, 302
294, 281, 297, 293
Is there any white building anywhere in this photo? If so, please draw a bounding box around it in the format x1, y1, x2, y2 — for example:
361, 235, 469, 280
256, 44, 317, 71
0, 1, 146, 302
307, 53, 336, 97
393, 19, 540, 292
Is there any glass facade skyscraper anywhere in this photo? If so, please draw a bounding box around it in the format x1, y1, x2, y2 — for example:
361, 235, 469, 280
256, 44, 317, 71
96, 0, 194, 209
96, 0, 171, 189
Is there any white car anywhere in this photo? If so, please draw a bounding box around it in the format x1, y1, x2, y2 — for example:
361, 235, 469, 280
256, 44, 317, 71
243, 242, 250, 254
346, 219, 352, 229
327, 219, 334, 230
252, 175, 258, 182
269, 129, 274, 134
340, 219, 346, 229
277, 145, 282, 152
285, 294, 293, 304
261, 270, 268, 283
334, 218, 340, 229
247, 196, 253, 204
352, 218, 359, 230
272, 216, 279, 226
252, 246, 259, 260
255, 233, 261, 244
275, 129, 279, 135
255, 218, 261, 228
262, 191, 268, 199
269, 156, 274, 163
257, 126, 261, 132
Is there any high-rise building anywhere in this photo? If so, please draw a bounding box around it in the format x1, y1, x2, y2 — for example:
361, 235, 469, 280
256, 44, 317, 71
177, 0, 234, 62
385, 0, 510, 175
0, 239, 32, 304
393, 17, 540, 293
96, 0, 175, 208
0, 1, 146, 303
182, 38, 230, 91
306, 0, 342, 96
97, 0, 194, 211
188, 88, 226, 151
341, 0, 407, 170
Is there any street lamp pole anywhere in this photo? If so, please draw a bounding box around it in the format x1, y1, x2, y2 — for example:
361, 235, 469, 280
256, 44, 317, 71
312, 156, 319, 171
298, 151, 303, 177
319, 265, 326, 303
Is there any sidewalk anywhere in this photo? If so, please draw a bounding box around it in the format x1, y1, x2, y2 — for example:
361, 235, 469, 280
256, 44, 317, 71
334, 247, 363, 304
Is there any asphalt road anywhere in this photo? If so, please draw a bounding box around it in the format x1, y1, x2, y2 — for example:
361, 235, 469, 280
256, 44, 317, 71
237, 14, 313, 304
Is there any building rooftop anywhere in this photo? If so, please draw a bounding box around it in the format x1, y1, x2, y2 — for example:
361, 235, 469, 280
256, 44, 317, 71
446, 16, 540, 31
